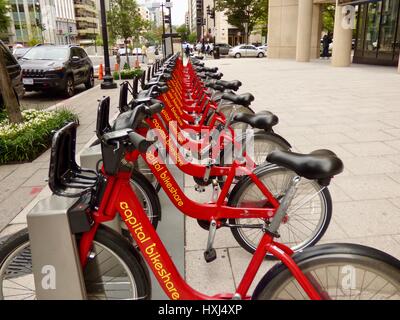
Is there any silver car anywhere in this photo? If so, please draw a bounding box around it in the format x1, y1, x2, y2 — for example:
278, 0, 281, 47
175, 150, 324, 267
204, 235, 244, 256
228, 44, 266, 58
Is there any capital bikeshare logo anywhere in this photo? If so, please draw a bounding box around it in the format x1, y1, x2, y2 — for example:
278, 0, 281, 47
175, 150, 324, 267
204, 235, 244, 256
120, 202, 180, 300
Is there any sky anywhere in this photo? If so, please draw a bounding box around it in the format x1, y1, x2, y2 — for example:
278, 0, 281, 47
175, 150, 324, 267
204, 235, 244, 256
170, 0, 188, 26
137, 0, 188, 26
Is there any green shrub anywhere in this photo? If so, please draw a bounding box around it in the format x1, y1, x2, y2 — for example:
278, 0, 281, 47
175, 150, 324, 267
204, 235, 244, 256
0, 110, 6, 122
0, 108, 78, 164
123, 62, 130, 70
113, 71, 120, 80
120, 68, 143, 80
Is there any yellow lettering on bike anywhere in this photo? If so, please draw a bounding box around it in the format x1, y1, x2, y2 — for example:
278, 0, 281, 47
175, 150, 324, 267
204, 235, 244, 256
119, 202, 180, 300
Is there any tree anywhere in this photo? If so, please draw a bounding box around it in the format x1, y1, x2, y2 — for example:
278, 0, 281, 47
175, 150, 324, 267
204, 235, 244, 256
0, 49, 22, 123
216, 0, 268, 43
176, 24, 189, 42
143, 21, 163, 46
0, 0, 10, 34
322, 4, 335, 33
107, 0, 146, 66
188, 32, 197, 44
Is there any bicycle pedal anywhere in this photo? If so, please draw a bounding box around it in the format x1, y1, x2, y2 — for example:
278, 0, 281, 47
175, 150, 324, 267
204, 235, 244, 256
204, 248, 217, 263
195, 184, 206, 192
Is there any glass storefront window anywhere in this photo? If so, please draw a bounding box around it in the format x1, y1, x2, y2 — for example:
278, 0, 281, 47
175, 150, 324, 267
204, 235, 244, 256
364, 1, 382, 57
354, 0, 400, 65
356, 4, 366, 51
378, 0, 400, 59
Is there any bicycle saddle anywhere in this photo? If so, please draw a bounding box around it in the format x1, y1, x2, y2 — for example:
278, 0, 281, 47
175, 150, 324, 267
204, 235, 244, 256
205, 81, 225, 92
267, 149, 344, 185
199, 72, 223, 80
136, 84, 169, 103
221, 92, 255, 107
192, 61, 204, 67
113, 104, 148, 131
234, 111, 278, 131
215, 80, 242, 91
196, 66, 218, 73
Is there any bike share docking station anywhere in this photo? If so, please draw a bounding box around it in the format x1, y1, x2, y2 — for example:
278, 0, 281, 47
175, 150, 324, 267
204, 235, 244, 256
26, 132, 185, 300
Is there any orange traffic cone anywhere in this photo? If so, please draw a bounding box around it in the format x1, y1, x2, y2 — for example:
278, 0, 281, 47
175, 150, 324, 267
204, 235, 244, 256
115, 63, 119, 72
98, 64, 103, 80
134, 58, 140, 68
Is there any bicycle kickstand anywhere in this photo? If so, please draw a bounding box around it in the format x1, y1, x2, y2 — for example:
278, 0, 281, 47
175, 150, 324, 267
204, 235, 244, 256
204, 219, 217, 263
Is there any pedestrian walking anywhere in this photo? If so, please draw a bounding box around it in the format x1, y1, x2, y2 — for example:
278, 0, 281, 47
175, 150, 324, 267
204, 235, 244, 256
321, 32, 333, 59
116, 50, 121, 67
185, 44, 190, 58
141, 44, 147, 64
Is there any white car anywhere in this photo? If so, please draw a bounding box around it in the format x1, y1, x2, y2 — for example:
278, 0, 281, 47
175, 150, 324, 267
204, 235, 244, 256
257, 45, 268, 52
118, 48, 131, 56
228, 45, 266, 58
132, 48, 142, 55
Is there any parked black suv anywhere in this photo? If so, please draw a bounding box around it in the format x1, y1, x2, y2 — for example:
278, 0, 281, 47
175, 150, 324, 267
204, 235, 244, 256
19, 44, 94, 97
0, 40, 25, 110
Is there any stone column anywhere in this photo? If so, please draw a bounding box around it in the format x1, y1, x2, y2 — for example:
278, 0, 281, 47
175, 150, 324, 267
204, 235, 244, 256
296, 0, 314, 62
332, 4, 353, 67
398, 56, 400, 73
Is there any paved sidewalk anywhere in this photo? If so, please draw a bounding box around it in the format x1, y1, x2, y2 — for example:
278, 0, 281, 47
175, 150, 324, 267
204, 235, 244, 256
184, 58, 400, 296
0, 83, 122, 235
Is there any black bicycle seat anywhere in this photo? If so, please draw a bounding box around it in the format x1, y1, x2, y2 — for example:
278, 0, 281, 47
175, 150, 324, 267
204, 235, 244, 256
215, 80, 242, 91
267, 150, 344, 185
234, 111, 278, 131
113, 104, 147, 131
205, 81, 225, 92
221, 92, 255, 107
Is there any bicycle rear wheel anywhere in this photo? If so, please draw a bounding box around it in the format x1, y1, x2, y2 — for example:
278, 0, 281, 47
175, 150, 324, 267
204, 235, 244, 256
0, 227, 151, 300
228, 165, 331, 258
253, 243, 400, 300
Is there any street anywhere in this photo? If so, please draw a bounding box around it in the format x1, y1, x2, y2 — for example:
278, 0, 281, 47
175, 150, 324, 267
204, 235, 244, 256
19, 54, 155, 110
20, 79, 101, 110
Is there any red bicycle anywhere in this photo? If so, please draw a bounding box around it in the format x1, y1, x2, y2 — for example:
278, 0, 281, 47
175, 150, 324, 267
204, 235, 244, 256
1, 122, 399, 300
99, 96, 334, 256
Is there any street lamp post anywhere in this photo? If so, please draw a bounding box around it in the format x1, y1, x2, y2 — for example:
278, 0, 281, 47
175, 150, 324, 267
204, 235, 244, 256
213, 0, 216, 46
100, 0, 117, 89
166, 1, 173, 54
161, 3, 166, 57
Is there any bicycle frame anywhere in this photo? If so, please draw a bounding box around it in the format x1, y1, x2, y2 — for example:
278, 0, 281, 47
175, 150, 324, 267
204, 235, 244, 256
127, 149, 278, 220
79, 170, 322, 300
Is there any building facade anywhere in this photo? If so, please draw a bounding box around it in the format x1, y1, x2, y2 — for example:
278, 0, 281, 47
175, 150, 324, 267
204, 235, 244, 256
7, 0, 76, 45
138, 0, 163, 27
267, 0, 400, 70
138, 5, 151, 21
8, 0, 44, 44
73, 0, 100, 46
54, 0, 77, 44
187, 0, 262, 45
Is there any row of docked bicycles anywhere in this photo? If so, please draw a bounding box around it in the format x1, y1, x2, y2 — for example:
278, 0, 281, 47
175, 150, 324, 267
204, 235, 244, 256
0, 53, 399, 300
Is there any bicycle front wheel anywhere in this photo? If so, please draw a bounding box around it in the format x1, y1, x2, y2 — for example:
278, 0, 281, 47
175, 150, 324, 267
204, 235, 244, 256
0, 227, 151, 300
253, 243, 400, 300
228, 165, 332, 258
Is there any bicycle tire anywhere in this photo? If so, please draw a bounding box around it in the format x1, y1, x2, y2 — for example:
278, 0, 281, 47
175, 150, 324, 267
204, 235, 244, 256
228, 165, 332, 258
218, 131, 291, 167
204, 104, 254, 128
0, 226, 151, 300
252, 243, 400, 300
129, 168, 162, 230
